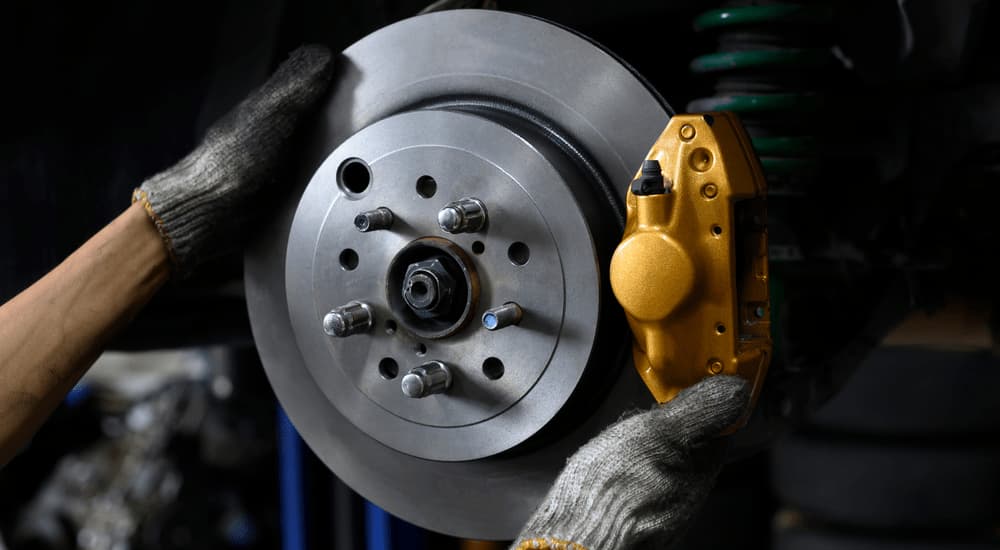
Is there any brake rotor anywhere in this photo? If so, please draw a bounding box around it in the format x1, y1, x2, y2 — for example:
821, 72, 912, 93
246, 10, 671, 539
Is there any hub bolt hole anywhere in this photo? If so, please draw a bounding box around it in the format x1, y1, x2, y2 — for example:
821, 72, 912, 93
507, 242, 530, 266
482, 357, 504, 380
339, 249, 359, 271
416, 175, 437, 198
379, 358, 399, 380
338, 158, 372, 195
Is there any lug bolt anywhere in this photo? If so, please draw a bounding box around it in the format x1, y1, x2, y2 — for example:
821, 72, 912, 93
438, 197, 488, 234
401, 361, 452, 398
482, 302, 523, 331
354, 207, 394, 232
323, 301, 374, 337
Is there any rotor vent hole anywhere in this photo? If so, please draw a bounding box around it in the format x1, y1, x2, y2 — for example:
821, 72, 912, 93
339, 249, 359, 271
472, 241, 485, 255
415, 343, 427, 356
507, 242, 530, 266
716, 324, 726, 334
338, 158, 372, 195
385, 320, 397, 335
416, 176, 437, 198
482, 357, 504, 380
711, 225, 723, 236
378, 358, 399, 380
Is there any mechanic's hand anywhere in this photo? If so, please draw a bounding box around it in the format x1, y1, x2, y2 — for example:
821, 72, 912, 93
132, 45, 333, 277
512, 375, 749, 550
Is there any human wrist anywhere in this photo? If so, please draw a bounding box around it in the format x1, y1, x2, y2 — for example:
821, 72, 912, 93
125, 200, 173, 277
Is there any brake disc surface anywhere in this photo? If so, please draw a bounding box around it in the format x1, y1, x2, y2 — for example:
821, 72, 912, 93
246, 10, 670, 539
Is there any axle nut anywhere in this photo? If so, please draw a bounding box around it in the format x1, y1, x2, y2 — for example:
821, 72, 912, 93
402, 259, 456, 318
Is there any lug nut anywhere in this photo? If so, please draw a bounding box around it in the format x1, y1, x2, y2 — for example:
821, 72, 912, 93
438, 197, 488, 234
401, 361, 452, 398
354, 207, 394, 232
482, 302, 523, 331
322, 301, 374, 337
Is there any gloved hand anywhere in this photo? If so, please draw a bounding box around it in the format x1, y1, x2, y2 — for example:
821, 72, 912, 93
512, 375, 750, 550
132, 45, 334, 277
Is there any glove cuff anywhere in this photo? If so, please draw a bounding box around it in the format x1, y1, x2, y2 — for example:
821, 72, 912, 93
512, 537, 588, 550
132, 187, 180, 271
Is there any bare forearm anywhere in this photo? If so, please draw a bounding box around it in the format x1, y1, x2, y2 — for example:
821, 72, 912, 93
0, 203, 170, 464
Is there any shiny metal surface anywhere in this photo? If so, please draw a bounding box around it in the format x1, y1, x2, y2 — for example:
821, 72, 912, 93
284, 109, 601, 457
482, 302, 523, 331
354, 207, 394, 232
386, 237, 480, 340
322, 301, 375, 337
438, 197, 488, 234
401, 361, 452, 398
245, 10, 670, 539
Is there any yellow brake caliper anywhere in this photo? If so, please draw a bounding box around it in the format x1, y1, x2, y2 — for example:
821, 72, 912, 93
610, 112, 771, 422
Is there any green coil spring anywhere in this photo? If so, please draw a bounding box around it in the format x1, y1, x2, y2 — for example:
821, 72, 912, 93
688, 4, 914, 428
689, 2, 849, 390
689, 2, 839, 185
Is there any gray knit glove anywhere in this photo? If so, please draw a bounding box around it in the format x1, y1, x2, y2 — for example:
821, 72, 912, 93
512, 375, 750, 550
133, 45, 334, 277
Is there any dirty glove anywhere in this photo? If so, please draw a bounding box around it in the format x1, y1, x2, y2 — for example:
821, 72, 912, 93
132, 45, 333, 277
513, 375, 750, 550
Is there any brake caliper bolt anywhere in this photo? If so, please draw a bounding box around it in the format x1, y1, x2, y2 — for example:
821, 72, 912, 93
323, 301, 374, 337
482, 302, 523, 331
438, 197, 488, 234
354, 207, 394, 232
708, 359, 724, 375
401, 361, 452, 398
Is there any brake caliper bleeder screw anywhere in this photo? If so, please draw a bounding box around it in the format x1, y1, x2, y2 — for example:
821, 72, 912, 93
354, 207, 395, 232
438, 197, 488, 234
482, 302, 523, 331
323, 301, 375, 337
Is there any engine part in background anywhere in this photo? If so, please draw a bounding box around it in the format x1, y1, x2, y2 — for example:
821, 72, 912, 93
14, 388, 186, 550
612, 112, 771, 409
5, 347, 283, 550
246, 9, 670, 538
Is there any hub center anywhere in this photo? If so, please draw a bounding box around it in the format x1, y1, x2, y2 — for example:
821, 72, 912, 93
387, 237, 479, 338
